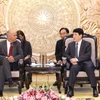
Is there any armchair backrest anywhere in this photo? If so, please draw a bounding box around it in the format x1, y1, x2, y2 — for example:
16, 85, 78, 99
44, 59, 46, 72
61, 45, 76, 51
65, 33, 97, 67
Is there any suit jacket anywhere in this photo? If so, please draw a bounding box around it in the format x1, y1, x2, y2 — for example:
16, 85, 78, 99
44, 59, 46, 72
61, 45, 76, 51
0, 40, 23, 70
65, 39, 94, 66
55, 39, 64, 61
0, 40, 23, 61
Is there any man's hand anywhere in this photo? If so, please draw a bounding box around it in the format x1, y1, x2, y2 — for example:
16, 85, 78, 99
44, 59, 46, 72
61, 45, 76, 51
24, 55, 30, 60
70, 58, 77, 65
57, 60, 62, 65
8, 56, 15, 62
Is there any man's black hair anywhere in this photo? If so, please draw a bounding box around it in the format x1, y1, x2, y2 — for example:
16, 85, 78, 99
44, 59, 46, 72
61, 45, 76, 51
59, 27, 69, 33
73, 28, 84, 35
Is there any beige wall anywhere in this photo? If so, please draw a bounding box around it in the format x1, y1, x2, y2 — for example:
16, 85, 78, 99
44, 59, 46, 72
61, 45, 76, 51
0, 0, 100, 59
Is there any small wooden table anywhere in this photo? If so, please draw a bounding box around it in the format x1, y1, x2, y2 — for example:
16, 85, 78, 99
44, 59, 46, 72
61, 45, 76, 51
25, 66, 61, 93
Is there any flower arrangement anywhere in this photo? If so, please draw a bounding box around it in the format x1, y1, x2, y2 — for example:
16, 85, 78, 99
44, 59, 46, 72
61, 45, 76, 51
18, 83, 59, 100
7, 83, 93, 100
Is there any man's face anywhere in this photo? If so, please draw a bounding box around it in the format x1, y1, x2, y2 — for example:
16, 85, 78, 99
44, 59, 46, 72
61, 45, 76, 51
73, 32, 82, 42
60, 29, 69, 39
8, 29, 17, 42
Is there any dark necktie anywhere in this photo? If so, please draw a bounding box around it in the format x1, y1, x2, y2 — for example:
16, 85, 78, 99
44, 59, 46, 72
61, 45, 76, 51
8, 43, 13, 57
75, 42, 78, 58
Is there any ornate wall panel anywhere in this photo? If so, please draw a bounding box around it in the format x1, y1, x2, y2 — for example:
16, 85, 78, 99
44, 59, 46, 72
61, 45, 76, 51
0, 0, 100, 58
76, 0, 100, 57
6, 0, 79, 55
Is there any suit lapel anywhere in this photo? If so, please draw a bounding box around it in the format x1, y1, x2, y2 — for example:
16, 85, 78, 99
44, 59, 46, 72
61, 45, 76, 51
72, 42, 75, 57
3, 40, 7, 56
79, 40, 84, 56
12, 42, 16, 56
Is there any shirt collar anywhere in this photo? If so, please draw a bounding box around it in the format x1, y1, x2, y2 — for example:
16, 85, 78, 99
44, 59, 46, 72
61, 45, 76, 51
7, 40, 10, 44
76, 39, 82, 45
7, 40, 13, 44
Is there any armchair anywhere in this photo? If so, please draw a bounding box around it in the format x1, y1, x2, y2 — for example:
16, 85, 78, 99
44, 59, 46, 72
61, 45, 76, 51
63, 33, 100, 94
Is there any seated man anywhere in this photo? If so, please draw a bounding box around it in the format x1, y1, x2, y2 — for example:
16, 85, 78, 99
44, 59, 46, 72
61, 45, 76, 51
65, 28, 98, 97
53, 27, 69, 86
0, 29, 23, 97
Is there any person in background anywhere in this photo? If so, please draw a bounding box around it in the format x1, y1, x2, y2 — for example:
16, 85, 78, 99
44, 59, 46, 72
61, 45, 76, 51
0, 29, 23, 97
53, 27, 69, 86
66, 28, 98, 97
17, 30, 32, 66
17, 30, 32, 87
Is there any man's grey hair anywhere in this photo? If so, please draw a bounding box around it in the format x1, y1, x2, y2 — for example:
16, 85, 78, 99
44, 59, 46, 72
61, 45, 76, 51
6, 30, 10, 36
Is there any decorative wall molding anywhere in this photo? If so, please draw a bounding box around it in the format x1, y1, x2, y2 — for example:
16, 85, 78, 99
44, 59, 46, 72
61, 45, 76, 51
0, 0, 100, 58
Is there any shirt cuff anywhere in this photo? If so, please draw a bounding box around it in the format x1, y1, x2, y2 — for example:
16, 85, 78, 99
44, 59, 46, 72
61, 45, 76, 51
75, 58, 78, 61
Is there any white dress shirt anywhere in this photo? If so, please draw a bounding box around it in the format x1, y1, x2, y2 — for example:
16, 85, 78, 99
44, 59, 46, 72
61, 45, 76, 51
7, 40, 11, 56
76, 39, 82, 57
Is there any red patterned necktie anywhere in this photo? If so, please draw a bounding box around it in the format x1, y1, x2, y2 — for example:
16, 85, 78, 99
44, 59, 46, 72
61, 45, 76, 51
8, 43, 13, 57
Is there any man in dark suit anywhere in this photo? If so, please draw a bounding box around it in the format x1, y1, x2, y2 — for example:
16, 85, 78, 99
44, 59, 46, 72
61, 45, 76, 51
66, 28, 98, 97
53, 27, 69, 86
0, 29, 23, 97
